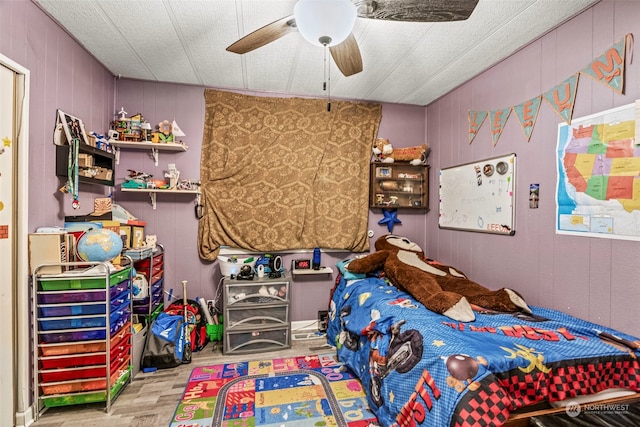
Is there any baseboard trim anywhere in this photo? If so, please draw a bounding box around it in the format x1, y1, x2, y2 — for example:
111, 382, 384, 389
291, 319, 325, 340
292, 319, 318, 331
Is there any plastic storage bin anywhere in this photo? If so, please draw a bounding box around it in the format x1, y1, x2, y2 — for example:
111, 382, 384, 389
39, 340, 106, 357
40, 353, 106, 370
41, 367, 131, 408
40, 365, 107, 383
33, 259, 134, 418
226, 304, 289, 328
38, 267, 130, 291
40, 377, 107, 395
224, 325, 290, 355
39, 303, 106, 317
39, 329, 107, 343
39, 315, 106, 331
38, 289, 106, 304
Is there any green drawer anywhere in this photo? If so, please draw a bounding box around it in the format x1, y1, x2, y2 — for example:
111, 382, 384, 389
40, 267, 131, 291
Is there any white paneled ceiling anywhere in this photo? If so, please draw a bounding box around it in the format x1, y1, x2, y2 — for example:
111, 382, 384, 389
34, 0, 598, 106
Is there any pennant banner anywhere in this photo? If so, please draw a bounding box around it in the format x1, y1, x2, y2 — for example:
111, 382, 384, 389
489, 107, 511, 146
543, 74, 579, 125
579, 34, 628, 94
513, 96, 542, 141
466, 33, 631, 145
468, 110, 488, 144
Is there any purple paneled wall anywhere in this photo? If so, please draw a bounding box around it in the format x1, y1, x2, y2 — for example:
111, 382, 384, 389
425, 0, 640, 336
0, 0, 115, 230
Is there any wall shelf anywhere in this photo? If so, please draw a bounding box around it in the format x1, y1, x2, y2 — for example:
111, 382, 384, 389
55, 144, 115, 187
120, 187, 200, 209
291, 266, 333, 277
109, 141, 187, 166
370, 162, 429, 209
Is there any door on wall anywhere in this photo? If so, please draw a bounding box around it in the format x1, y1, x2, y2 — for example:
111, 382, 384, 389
0, 63, 17, 426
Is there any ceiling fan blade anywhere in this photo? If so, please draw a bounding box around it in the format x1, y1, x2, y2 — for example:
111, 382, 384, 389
226, 15, 296, 54
355, 0, 479, 22
329, 34, 363, 77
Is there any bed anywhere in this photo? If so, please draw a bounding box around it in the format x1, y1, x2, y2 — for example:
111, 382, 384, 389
327, 269, 640, 427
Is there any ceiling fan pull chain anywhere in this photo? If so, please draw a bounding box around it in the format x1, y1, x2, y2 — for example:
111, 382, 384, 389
323, 44, 331, 112
323, 44, 327, 92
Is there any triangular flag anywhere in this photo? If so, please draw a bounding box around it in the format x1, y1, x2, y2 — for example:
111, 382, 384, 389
172, 120, 186, 137
489, 107, 511, 146
543, 74, 579, 125
580, 34, 628, 94
468, 110, 487, 144
513, 96, 542, 141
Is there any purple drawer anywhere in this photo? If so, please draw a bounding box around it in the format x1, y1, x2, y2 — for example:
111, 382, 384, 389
40, 329, 107, 343
39, 303, 106, 317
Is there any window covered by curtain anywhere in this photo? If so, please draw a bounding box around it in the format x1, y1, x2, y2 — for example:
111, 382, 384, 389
198, 89, 382, 261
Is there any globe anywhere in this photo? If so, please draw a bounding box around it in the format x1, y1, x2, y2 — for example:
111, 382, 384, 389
77, 228, 123, 262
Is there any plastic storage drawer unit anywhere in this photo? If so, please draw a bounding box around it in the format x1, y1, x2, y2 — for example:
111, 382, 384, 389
224, 325, 290, 355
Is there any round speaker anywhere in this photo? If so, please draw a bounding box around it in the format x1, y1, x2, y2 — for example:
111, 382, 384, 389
269, 255, 282, 272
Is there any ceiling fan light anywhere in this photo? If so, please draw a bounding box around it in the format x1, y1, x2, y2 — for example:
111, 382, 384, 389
294, 0, 357, 47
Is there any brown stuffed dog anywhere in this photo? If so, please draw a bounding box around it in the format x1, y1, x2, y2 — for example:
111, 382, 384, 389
345, 234, 530, 322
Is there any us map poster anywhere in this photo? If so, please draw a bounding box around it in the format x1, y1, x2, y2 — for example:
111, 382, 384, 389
556, 101, 640, 240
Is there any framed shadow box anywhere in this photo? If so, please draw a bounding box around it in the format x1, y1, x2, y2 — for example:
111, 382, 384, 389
370, 162, 429, 209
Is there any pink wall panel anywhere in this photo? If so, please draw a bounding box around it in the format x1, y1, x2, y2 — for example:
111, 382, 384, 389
425, 0, 640, 336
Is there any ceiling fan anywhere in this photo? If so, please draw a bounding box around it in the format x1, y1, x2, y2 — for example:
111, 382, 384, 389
226, 0, 479, 77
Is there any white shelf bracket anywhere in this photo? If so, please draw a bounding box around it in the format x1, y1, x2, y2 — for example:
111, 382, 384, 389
150, 147, 159, 166
149, 192, 157, 209
113, 146, 121, 164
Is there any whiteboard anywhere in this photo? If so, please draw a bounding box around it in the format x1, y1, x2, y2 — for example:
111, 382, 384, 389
438, 153, 516, 235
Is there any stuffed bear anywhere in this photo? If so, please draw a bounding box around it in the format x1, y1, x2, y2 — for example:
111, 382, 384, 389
373, 139, 428, 166
345, 234, 530, 322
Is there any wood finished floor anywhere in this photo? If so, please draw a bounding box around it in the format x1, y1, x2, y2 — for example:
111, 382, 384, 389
31, 337, 331, 427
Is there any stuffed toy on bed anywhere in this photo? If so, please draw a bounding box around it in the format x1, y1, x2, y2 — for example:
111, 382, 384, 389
345, 234, 531, 322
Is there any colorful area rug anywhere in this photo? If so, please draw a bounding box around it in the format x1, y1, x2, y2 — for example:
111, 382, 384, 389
170, 352, 379, 427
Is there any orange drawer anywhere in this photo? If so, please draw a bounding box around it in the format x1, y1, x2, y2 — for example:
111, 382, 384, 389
110, 322, 131, 348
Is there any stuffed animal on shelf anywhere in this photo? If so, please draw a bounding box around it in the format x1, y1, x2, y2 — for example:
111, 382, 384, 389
372, 138, 428, 166
345, 234, 531, 322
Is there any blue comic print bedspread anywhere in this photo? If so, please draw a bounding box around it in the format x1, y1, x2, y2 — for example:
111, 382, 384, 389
327, 275, 640, 427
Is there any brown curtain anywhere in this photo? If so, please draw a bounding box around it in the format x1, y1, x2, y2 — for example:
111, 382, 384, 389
198, 89, 382, 261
